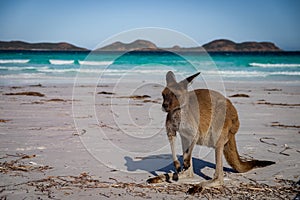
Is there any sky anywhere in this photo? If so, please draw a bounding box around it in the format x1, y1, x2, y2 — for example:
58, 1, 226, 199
0, 0, 299, 50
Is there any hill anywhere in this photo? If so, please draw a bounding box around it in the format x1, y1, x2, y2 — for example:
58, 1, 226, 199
97, 40, 158, 51
0, 41, 88, 51
202, 39, 281, 52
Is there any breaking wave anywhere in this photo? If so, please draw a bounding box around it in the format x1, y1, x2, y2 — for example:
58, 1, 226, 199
49, 59, 74, 65
37, 68, 170, 75
0, 66, 48, 71
0, 59, 30, 64
205, 70, 300, 77
78, 60, 113, 66
249, 63, 300, 68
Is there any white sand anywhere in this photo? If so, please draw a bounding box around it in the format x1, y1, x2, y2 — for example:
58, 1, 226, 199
0, 80, 299, 199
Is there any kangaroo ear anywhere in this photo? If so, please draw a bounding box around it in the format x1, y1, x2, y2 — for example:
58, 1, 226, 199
180, 72, 201, 88
166, 71, 176, 85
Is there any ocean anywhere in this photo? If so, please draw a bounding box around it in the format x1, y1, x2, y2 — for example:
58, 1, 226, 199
0, 51, 300, 86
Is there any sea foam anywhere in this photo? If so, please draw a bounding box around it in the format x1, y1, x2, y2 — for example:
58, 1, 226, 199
78, 60, 113, 66
38, 68, 79, 73
0, 59, 30, 64
249, 63, 300, 68
206, 70, 300, 77
206, 70, 266, 77
49, 59, 74, 65
0, 66, 49, 71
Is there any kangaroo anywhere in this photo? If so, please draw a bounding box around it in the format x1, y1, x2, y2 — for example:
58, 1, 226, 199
147, 71, 275, 189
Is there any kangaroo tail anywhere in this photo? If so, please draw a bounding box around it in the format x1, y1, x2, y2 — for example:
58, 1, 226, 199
223, 134, 275, 173
147, 172, 179, 184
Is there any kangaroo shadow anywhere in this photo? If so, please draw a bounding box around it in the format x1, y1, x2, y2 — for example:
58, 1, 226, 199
124, 154, 236, 180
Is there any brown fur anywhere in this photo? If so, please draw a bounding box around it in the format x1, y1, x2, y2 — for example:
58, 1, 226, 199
147, 71, 275, 188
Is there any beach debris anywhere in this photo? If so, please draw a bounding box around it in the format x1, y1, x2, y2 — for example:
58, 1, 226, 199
259, 137, 277, 146
257, 100, 300, 107
1, 173, 297, 199
0, 153, 52, 174
10, 86, 23, 89
119, 95, 151, 100
31, 101, 44, 104
97, 84, 110, 88
143, 99, 160, 104
98, 124, 114, 129
271, 122, 300, 129
264, 88, 282, 92
0, 119, 11, 123
29, 161, 38, 166
46, 98, 66, 102
279, 144, 292, 156
98, 91, 115, 95
73, 129, 86, 136
29, 83, 43, 87
229, 94, 250, 98
97, 123, 120, 131
187, 179, 299, 199
4, 91, 45, 97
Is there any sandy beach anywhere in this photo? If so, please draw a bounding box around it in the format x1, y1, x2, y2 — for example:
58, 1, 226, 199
0, 80, 299, 199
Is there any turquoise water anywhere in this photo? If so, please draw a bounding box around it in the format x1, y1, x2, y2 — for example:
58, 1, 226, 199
0, 51, 300, 85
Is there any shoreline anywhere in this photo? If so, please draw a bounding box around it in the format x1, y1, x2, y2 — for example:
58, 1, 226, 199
1, 75, 300, 88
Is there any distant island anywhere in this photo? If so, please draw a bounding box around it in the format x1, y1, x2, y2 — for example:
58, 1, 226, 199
202, 39, 281, 52
98, 40, 158, 51
0, 41, 88, 51
0, 39, 282, 52
97, 39, 281, 52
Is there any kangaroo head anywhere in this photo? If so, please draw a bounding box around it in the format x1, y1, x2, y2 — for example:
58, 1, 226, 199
162, 71, 200, 112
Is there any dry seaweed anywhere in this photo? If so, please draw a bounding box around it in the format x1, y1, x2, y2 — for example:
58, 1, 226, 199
0, 169, 298, 199
271, 122, 300, 129
1, 173, 296, 199
259, 137, 277, 146
10, 86, 22, 89
279, 145, 292, 156
98, 91, 115, 95
97, 84, 110, 88
0, 119, 10, 123
187, 180, 299, 199
119, 95, 151, 99
29, 84, 43, 87
4, 92, 45, 97
257, 101, 300, 107
264, 88, 282, 92
46, 98, 66, 102
0, 153, 52, 174
143, 99, 160, 104
229, 94, 250, 98
31, 101, 44, 104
